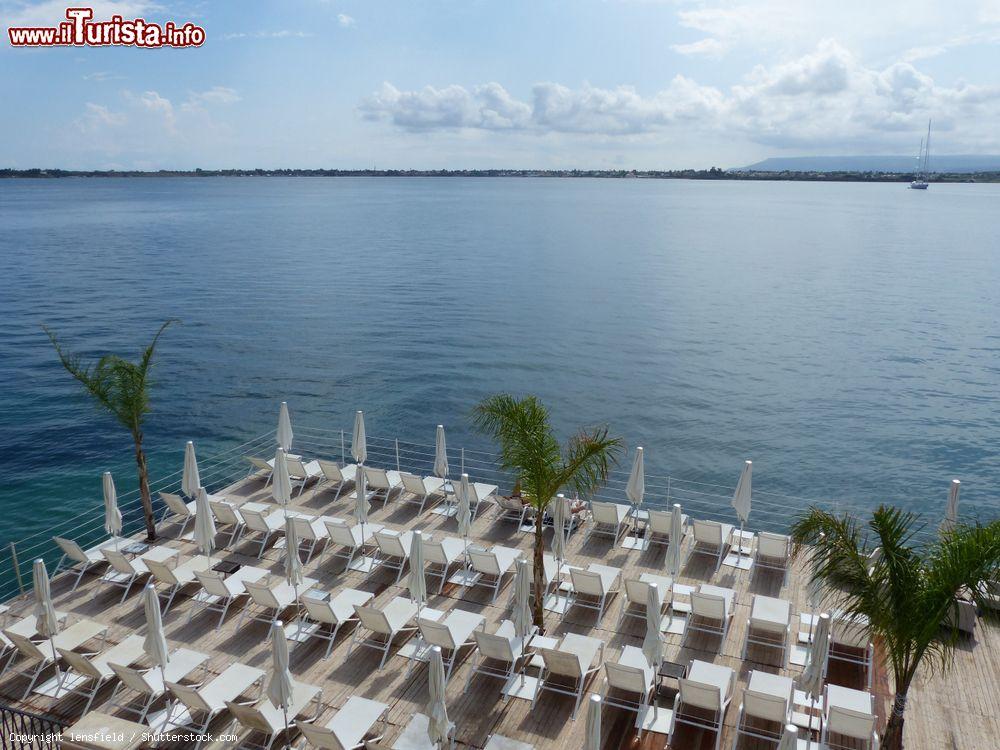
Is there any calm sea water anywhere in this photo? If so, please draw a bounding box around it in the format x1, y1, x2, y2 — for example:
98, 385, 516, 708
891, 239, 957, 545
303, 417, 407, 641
1, 177, 999, 550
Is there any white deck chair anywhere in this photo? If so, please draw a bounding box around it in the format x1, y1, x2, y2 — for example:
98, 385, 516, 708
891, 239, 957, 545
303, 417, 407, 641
742, 594, 792, 664
828, 614, 874, 689
2, 620, 108, 700
565, 564, 622, 620
668, 659, 736, 750
286, 456, 324, 497
188, 566, 268, 627
753, 531, 791, 584
106, 647, 208, 723
297, 589, 374, 658
146, 555, 214, 613
494, 496, 531, 527
544, 496, 582, 536
295, 695, 389, 750
364, 467, 404, 508
162, 663, 265, 750
316, 460, 357, 501
53, 536, 122, 591
645, 509, 689, 548
532, 633, 606, 720
100, 549, 161, 603
821, 684, 878, 750
688, 519, 735, 572
585, 501, 630, 545
399, 472, 446, 514
209, 499, 247, 548
226, 678, 322, 750
617, 573, 672, 629
733, 671, 794, 749
409, 609, 486, 681
322, 518, 383, 571
238, 576, 317, 629
348, 596, 421, 671
465, 480, 499, 520
52, 634, 146, 715
465, 620, 536, 693
392, 712, 456, 750
289, 513, 333, 563
466, 546, 521, 602
245, 455, 274, 484
239, 506, 286, 558
370, 529, 414, 583
522, 553, 559, 602
423, 536, 466, 594
159, 491, 196, 536
602, 645, 656, 731
684, 584, 736, 649
0, 613, 68, 675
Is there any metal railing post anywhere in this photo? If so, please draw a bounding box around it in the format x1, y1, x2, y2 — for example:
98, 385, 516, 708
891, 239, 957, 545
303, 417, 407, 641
395, 439, 401, 472
341, 430, 345, 464
9, 542, 24, 595
666, 475, 671, 505
461, 447, 465, 475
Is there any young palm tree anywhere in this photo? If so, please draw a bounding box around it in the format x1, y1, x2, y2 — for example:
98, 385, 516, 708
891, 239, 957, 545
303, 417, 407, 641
44, 321, 177, 541
791, 505, 1000, 750
473, 394, 623, 630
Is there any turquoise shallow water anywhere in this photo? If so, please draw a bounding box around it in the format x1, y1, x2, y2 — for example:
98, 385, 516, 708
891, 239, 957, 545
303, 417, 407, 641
1, 176, 999, 567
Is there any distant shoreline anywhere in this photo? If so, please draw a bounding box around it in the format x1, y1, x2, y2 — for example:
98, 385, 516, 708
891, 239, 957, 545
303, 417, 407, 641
2, 167, 999, 182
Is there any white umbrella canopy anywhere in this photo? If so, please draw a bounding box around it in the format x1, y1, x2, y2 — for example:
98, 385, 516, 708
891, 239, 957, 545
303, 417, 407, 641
666, 503, 684, 578
284, 516, 304, 594
625, 447, 645, 507
456, 474, 472, 542
731, 459, 753, 525
182, 441, 200, 499
103, 471, 123, 539
194, 487, 216, 558
513, 558, 532, 642
798, 613, 830, 699
266, 620, 296, 745
142, 583, 170, 672
354, 466, 369, 526
642, 583, 664, 669
551, 494, 568, 563
277, 401, 294, 452
409, 531, 427, 610
942, 478, 961, 532
426, 646, 452, 746
32, 559, 59, 639
434, 425, 449, 479
584, 694, 602, 750
776, 724, 800, 750
352, 411, 367, 464
272, 447, 292, 509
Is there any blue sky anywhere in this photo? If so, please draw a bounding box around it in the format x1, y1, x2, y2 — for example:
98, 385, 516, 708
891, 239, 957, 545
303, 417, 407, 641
2, 0, 1000, 169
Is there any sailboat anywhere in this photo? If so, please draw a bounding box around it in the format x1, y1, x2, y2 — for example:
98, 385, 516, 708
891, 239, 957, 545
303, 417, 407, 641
910, 119, 931, 190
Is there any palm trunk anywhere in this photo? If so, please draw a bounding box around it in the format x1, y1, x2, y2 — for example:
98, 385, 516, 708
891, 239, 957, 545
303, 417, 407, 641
533, 509, 545, 633
133, 431, 157, 541
881, 690, 908, 750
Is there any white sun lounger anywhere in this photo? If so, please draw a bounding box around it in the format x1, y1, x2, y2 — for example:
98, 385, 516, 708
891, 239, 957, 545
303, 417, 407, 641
409, 609, 486, 681
316, 460, 357, 501
348, 596, 426, 671
296, 588, 374, 658
828, 613, 874, 689
238, 576, 318, 629
465, 619, 537, 692
423, 535, 466, 594
742, 594, 792, 664
53, 535, 125, 591
322, 518, 383, 571
565, 563, 621, 620
532, 632, 606, 720
286, 455, 324, 497
689, 519, 735, 572
100, 546, 178, 603
668, 659, 736, 750
645, 508, 689, 548
734, 670, 794, 748
244, 455, 274, 484
370, 529, 415, 583
617, 573, 673, 629
239, 506, 286, 558
209, 499, 251, 548
226, 678, 322, 750
399, 472, 447, 514
145, 555, 214, 613
295, 695, 389, 750
288, 513, 336, 563
494, 496, 533, 527
159, 491, 197, 536
52, 634, 146, 715
463, 481, 499, 520
188, 565, 269, 627
684, 584, 736, 649
106, 646, 209, 723
585, 501, 630, 545
2, 619, 108, 700
821, 684, 878, 750
523, 553, 560, 601
392, 712, 455, 750
602, 645, 656, 732
466, 545, 522, 602
753, 531, 792, 584
364, 467, 404, 508
162, 662, 266, 750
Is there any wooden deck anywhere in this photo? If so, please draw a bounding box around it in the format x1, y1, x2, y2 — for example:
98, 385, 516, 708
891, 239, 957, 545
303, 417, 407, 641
0, 475, 995, 749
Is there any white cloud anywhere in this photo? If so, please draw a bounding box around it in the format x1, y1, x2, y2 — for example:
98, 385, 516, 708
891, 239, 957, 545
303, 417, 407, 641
360, 82, 531, 130
75, 103, 126, 133
184, 86, 241, 107
337, 13, 355, 27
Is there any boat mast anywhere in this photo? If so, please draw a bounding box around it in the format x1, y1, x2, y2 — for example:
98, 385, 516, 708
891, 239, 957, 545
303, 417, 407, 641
923, 119, 932, 175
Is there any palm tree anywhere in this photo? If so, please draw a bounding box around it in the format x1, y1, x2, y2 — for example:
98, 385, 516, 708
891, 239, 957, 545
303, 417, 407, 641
473, 394, 623, 630
791, 505, 1000, 750
44, 321, 177, 541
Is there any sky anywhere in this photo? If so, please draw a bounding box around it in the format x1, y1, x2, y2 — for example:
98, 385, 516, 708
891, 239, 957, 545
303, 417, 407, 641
2, 0, 1000, 169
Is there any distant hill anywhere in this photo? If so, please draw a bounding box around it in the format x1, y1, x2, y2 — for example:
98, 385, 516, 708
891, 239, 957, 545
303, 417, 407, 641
740, 155, 1000, 173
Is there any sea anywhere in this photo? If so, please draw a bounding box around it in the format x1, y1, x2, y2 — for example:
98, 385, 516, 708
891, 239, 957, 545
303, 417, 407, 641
1, 176, 999, 568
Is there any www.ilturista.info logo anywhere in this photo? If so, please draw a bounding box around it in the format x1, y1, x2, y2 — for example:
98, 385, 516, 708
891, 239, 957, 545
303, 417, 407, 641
8, 7, 205, 47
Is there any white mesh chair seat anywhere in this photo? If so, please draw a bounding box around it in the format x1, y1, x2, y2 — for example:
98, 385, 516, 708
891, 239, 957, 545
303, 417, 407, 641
323, 519, 383, 571
423, 536, 466, 594
146, 555, 214, 613
743, 594, 792, 663
689, 519, 735, 572
245, 455, 275, 484
162, 663, 265, 750
315, 460, 357, 502
734, 670, 794, 747
828, 613, 874, 689
364, 467, 404, 508
288, 513, 336, 563
532, 632, 606, 720
286, 456, 324, 497
565, 563, 622, 620
296, 695, 389, 750
645, 509, 689, 548
238, 576, 318, 629
349, 596, 421, 670
209, 499, 249, 548
3, 620, 108, 700
411, 609, 486, 680
602, 644, 656, 722
226, 678, 322, 745
106, 647, 208, 723
100, 547, 177, 603
159, 492, 197, 536
238, 506, 286, 558
523, 553, 559, 600
400, 473, 447, 513
753, 531, 792, 584
669, 659, 736, 750
494, 495, 531, 527
298, 588, 374, 658
466, 545, 522, 602
465, 481, 499, 520
53, 634, 146, 714
466, 619, 537, 691
684, 584, 736, 649
618, 573, 672, 628
370, 529, 414, 583
53, 535, 124, 591
189, 565, 268, 627
822, 684, 877, 749
585, 501, 630, 545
